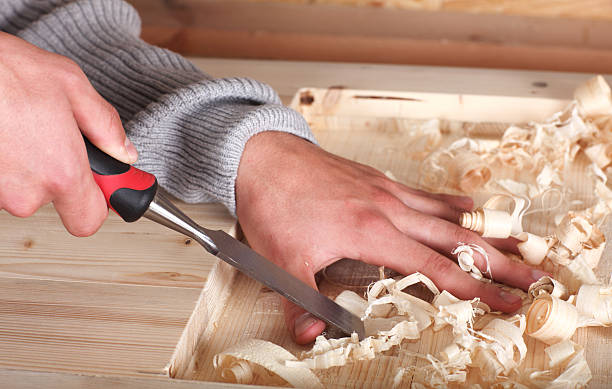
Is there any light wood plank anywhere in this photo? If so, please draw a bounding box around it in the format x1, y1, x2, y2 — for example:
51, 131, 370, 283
129, 0, 612, 73
0, 368, 270, 389
0, 202, 234, 288
243, 0, 612, 21
0, 277, 199, 377
182, 87, 612, 387
189, 58, 609, 105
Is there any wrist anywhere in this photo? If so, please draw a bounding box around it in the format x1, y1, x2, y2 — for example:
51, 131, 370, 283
235, 131, 317, 216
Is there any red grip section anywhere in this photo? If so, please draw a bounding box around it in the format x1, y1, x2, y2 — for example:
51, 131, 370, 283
92, 166, 156, 212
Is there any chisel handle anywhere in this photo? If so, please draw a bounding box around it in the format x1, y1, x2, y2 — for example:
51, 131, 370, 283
84, 137, 158, 222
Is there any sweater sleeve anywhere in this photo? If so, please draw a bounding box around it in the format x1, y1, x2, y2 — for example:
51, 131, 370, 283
0, 0, 316, 215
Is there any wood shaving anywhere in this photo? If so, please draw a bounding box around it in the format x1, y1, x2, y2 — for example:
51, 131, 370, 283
517, 232, 553, 266
420, 138, 491, 192
460, 194, 528, 238
451, 242, 492, 280
526, 293, 578, 345
574, 75, 612, 117
213, 76, 612, 388
213, 339, 324, 388
575, 283, 612, 326
528, 276, 568, 300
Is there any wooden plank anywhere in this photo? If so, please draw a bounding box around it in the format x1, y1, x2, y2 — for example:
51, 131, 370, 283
243, 0, 612, 21
0, 198, 237, 378
189, 58, 608, 104
181, 88, 612, 387
0, 368, 270, 388
128, 0, 612, 73
0, 202, 234, 288
0, 277, 199, 376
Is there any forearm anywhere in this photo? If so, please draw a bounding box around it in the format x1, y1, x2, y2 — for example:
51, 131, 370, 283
2, 0, 315, 214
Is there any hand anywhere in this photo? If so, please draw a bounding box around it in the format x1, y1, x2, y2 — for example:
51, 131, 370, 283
0, 33, 137, 236
235, 132, 549, 344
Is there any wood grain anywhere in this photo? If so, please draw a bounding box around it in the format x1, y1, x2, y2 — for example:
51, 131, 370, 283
188, 58, 607, 105
182, 87, 612, 387
0, 368, 271, 389
0, 202, 234, 288
0, 199, 237, 378
243, 0, 612, 21
0, 277, 198, 376
129, 0, 612, 73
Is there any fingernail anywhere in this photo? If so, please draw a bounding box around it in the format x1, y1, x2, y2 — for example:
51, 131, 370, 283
124, 137, 138, 163
294, 312, 318, 338
530, 269, 551, 283
500, 291, 522, 305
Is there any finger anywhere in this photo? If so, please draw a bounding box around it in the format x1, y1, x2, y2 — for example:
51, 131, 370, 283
382, 184, 472, 224
356, 224, 523, 312
387, 180, 474, 211
280, 269, 327, 345
483, 236, 521, 255
387, 206, 547, 291
63, 68, 137, 164
51, 133, 109, 237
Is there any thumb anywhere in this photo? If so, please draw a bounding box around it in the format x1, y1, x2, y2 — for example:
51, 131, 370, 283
281, 272, 327, 345
66, 76, 137, 164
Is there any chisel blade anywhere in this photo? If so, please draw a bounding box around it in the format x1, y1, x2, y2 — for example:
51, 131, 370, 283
205, 229, 366, 340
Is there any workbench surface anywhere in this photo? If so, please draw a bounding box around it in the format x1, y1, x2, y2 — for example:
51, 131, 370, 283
1, 59, 609, 388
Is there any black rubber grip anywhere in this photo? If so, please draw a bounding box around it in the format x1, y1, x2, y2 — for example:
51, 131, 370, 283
84, 137, 158, 222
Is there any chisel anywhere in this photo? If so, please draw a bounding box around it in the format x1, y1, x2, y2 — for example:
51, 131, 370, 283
84, 137, 365, 340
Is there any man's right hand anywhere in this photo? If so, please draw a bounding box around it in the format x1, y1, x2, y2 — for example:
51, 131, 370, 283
0, 32, 137, 236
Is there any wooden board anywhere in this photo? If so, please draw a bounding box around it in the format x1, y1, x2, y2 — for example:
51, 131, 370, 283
2, 60, 611, 388
129, 0, 612, 73
243, 0, 612, 21
176, 87, 612, 388
0, 201, 236, 378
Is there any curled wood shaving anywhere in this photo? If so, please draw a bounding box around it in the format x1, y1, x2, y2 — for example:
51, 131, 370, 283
526, 294, 578, 345
213, 339, 324, 388
545, 341, 592, 388
419, 138, 491, 192
575, 283, 612, 326
555, 213, 593, 255
574, 75, 612, 117
212, 77, 612, 389
517, 232, 552, 266
287, 321, 420, 370
451, 242, 492, 280
460, 194, 528, 239
472, 315, 527, 378
528, 276, 568, 300
585, 143, 612, 169
460, 208, 513, 239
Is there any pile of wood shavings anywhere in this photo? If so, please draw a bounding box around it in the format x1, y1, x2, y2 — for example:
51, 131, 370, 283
213, 76, 612, 388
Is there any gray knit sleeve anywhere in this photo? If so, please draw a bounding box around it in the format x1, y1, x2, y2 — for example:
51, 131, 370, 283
1, 0, 316, 215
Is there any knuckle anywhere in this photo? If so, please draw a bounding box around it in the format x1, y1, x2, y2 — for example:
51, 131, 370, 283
452, 225, 479, 244
47, 165, 87, 195
57, 58, 86, 86
368, 186, 398, 207
424, 253, 455, 276
104, 102, 122, 133
7, 199, 40, 218
353, 208, 386, 231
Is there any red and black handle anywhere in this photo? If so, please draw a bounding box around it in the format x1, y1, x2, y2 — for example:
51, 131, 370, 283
84, 137, 158, 222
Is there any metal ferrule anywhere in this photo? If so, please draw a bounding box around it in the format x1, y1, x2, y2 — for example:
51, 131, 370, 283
143, 191, 218, 254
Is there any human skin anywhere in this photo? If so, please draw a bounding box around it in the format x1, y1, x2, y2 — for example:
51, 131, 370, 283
0, 32, 137, 236
1, 32, 548, 346
235, 132, 549, 344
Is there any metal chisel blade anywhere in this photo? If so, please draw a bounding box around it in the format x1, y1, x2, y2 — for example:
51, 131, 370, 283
205, 229, 366, 339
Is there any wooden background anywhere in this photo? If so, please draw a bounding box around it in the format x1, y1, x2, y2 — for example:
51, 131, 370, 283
128, 0, 612, 73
